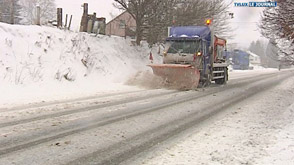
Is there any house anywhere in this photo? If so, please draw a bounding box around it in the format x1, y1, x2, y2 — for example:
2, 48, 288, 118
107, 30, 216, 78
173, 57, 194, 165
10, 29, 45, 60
247, 51, 261, 65
105, 11, 136, 38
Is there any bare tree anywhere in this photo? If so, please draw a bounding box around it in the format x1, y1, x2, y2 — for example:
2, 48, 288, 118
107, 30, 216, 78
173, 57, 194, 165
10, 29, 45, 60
113, 0, 232, 45
144, 0, 233, 44
113, 0, 159, 45
172, 0, 232, 39
0, 0, 22, 24
143, 0, 177, 44
0, 0, 3, 22
19, 0, 56, 25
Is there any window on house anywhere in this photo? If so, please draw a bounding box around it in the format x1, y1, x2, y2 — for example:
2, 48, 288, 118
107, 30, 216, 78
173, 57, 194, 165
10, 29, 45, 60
119, 20, 126, 29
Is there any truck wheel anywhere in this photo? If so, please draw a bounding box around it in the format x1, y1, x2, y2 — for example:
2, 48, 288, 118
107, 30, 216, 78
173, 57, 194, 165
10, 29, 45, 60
215, 67, 227, 85
205, 74, 212, 86
198, 74, 211, 88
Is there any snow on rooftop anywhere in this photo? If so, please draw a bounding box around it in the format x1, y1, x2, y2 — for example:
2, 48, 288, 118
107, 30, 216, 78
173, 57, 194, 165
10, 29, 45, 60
247, 51, 259, 57
180, 35, 188, 37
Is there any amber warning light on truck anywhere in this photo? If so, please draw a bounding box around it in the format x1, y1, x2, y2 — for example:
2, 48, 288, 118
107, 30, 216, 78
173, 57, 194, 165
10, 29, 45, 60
205, 19, 212, 26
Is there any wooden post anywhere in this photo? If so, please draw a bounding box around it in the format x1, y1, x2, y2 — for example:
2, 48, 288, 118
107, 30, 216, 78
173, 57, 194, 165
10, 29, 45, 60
100, 18, 106, 35
90, 12, 96, 33
93, 12, 96, 21
10, 0, 14, 24
87, 19, 93, 33
125, 25, 127, 39
93, 21, 99, 34
109, 22, 112, 35
68, 15, 72, 30
64, 14, 68, 28
57, 8, 63, 28
80, 3, 88, 32
36, 6, 41, 25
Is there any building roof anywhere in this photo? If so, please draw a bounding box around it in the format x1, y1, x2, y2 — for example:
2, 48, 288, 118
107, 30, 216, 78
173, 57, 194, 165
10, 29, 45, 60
247, 51, 259, 58
106, 11, 129, 25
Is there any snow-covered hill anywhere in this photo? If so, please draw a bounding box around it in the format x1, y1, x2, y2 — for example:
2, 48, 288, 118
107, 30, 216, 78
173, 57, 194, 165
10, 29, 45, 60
0, 23, 157, 107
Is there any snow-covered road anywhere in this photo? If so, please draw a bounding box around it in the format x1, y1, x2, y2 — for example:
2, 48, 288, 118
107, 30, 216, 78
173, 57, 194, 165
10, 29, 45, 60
129, 70, 294, 165
0, 69, 293, 165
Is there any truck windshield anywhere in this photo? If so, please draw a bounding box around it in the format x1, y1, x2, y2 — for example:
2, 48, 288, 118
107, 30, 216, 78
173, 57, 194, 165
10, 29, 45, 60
167, 40, 200, 54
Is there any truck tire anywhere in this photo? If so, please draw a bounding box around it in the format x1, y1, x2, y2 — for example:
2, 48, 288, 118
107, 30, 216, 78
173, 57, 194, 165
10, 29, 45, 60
198, 74, 211, 88
215, 67, 227, 85
205, 74, 212, 86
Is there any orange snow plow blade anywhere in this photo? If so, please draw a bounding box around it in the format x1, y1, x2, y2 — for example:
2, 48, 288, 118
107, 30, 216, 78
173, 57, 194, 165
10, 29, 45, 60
148, 64, 200, 88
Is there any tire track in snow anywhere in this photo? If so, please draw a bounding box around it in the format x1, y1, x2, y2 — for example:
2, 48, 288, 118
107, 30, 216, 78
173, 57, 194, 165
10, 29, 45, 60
69, 72, 293, 165
0, 71, 279, 130
0, 90, 179, 129
0, 71, 291, 157
0, 89, 148, 113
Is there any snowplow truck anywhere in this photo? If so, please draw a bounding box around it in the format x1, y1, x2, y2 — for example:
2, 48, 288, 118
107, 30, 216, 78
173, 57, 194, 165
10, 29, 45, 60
148, 26, 228, 88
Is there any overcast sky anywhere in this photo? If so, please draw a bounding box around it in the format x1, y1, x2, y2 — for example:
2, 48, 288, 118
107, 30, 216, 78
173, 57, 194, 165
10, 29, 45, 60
228, 0, 267, 48
55, 0, 267, 49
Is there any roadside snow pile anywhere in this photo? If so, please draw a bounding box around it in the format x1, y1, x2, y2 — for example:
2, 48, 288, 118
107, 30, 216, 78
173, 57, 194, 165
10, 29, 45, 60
0, 23, 158, 106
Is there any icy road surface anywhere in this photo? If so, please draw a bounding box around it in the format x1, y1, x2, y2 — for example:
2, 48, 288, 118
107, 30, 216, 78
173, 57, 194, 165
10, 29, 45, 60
0, 69, 293, 165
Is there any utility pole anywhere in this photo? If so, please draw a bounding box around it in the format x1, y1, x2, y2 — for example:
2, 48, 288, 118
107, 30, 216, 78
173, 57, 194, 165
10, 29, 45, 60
65, 14, 68, 28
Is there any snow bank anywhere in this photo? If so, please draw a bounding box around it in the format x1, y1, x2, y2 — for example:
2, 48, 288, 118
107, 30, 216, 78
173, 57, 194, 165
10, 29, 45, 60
0, 23, 159, 107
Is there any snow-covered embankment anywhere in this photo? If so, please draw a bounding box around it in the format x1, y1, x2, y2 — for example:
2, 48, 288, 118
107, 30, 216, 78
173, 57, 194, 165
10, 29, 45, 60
0, 23, 157, 107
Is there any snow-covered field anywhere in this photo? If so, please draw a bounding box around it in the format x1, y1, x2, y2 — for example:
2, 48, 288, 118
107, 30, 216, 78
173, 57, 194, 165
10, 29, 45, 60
0, 23, 161, 108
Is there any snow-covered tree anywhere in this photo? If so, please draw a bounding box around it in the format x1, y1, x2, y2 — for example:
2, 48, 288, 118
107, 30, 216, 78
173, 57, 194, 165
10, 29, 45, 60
0, 0, 22, 24
249, 39, 279, 68
249, 40, 266, 57
260, 0, 294, 65
19, 0, 56, 25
